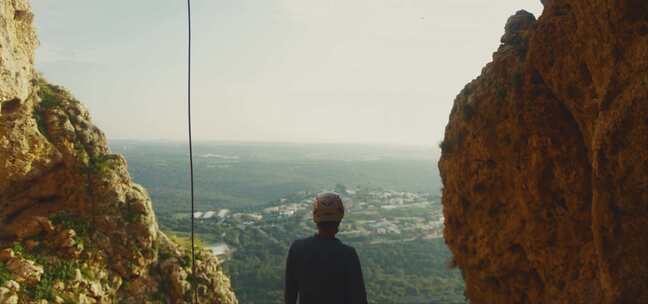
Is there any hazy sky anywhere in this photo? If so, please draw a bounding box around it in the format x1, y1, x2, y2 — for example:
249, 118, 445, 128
32, 1, 543, 146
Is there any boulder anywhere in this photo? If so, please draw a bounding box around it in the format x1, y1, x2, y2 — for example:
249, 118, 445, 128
6, 257, 42, 285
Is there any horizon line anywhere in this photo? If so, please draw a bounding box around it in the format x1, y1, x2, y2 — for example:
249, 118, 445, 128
108, 138, 440, 149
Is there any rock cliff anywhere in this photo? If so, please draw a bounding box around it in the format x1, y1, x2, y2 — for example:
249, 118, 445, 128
0, 1, 237, 303
439, 1, 648, 303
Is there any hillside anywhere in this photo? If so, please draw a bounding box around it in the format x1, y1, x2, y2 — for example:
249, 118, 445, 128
440, 1, 648, 303
0, 1, 237, 303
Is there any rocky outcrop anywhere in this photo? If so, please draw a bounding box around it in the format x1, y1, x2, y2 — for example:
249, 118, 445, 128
439, 1, 648, 303
0, 1, 237, 303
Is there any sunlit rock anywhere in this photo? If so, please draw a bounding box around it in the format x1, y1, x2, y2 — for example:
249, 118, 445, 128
0, 0, 238, 303
440, 1, 648, 303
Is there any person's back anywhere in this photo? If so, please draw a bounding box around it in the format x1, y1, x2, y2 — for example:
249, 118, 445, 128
285, 235, 366, 304
284, 193, 368, 304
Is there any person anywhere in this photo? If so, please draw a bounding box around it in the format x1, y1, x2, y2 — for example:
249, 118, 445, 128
284, 192, 368, 304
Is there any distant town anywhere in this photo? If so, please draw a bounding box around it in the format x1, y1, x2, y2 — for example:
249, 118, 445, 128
187, 186, 445, 256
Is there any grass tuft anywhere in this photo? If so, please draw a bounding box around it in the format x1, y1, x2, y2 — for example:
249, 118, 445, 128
27, 259, 81, 301
51, 212, 90, 237
0, 262, 12, 286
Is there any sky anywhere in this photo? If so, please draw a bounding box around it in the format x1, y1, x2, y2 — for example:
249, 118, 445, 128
31, 0, 543, 147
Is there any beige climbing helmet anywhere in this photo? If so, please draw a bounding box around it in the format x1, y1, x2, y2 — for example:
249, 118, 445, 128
313, 192, 345, 223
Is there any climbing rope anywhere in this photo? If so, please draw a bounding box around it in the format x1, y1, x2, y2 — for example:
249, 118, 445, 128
186, 0, 198, 302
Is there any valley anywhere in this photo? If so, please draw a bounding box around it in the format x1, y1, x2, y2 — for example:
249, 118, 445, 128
113, 141, 465, 304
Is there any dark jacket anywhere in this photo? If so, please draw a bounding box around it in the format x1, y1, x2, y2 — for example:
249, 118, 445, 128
284, 235, 368, 304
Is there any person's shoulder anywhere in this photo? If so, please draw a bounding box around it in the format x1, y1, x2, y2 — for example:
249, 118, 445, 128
338, 240, 358, 255
337, 242, 361, 265
290, 236, 315, 249
300, 235, 318, 243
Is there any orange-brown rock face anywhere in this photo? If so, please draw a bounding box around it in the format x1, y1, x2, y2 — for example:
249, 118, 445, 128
439, 1, 648, 303
0, 1, 237, 303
